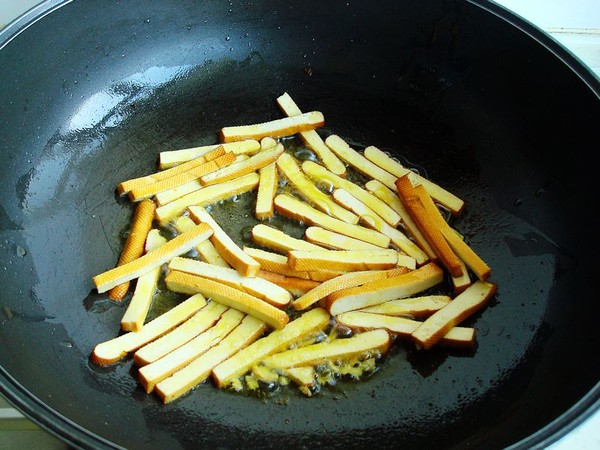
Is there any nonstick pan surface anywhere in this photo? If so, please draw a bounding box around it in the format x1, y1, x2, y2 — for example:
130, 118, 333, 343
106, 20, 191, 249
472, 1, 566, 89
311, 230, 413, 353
1, 1, 599, 449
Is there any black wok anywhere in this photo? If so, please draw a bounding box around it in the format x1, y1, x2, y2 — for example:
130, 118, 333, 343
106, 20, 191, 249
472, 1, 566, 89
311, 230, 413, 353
1, 0, 599, 449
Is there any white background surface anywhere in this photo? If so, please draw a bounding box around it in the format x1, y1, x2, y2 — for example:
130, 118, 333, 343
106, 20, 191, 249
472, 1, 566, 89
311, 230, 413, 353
1, 0, 599, 449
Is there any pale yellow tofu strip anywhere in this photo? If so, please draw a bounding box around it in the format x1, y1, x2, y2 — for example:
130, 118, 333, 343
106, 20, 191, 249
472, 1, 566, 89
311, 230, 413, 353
155, 314, 268, 403
138, 308, 244, 393
276, 152, 358, 224
332, 188, 427, 266
251, 224, 324, 254
91, 294, 207, 365
154, 173, 259, 225
168, 257, 291, 308
363, 145, 465, 215
211, 307, 331, 388
165, 270, 289, 330
274, 194, 390, 248
303, 226, 380, 251
324, 135, 398, 190
411, 280, 496, 349
358, 295, 451, 317
159, 140, 261, 169
93, 223, 213, 293
155, 154, 250, 206
287, 248, 399, 272
291, 267, 409, 311
336, 311, 475, 348
117, 147, 223, 196
302, 160, 401, 227
134, 301, 228, 366
173, 217, 230, 268
276, 92, 346, 177
188, 206, 260, 277
255, 162, 278, 219
260, 329, 391, 369
120, 230, 167, 332
219, 111, 325, 143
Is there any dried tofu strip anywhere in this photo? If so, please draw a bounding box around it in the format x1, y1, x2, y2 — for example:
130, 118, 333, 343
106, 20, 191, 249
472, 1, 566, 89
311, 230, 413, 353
108, 199, 156, 301
93, 222, 213, 294
358, 295, 452, 318
332, 188, 428, 265
276, 151, 358, 224
173, 217, 229, 267
219, 111, 325, 143
188, 206, 260, 277
451, 257, 472, 293
200, 144, 284, 187
117, 147, 224, 196
91, 294, 207, 365
155, 154, 250, 206
274, 194, 390, 248
365, 180, 436, 260
168, 257, 292, 308
120, 230, 167, 332
325, 262, 444, 315
129, 152, 236, 202
255, 162, 278, 219
159, 140, 260, 169
304, 226, 380, 251
410, 182, 491, 281
154, 172, 259, 225
412, 280, 496, 349
285, 367, 316, 388
287, 249, 399, 272
260, 329, 391, 369
302, 160, 401, 227
211, 307, 331, 388
243, 246, 345, 281
255, 270, 320, 296
395, 174, 464, 278
292, 267, 409, 311
363, 145, 465, 215
324, 135, 397, 190
251, 224, 324, 254
134, 301, 229, 366
336, 311, 475, 348
138, 308, 245, 393
155, 314, 267, 403
276, 92, 346, 176
165, 270, 289, 330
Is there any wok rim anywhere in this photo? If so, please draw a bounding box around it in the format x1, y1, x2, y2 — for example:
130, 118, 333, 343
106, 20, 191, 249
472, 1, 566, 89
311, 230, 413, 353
0, 0, 599, 449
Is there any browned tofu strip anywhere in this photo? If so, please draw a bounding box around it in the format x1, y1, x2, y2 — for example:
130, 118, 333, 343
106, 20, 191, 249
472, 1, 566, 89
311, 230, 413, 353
159, 140, 260, 169
325, 262, 443, 315
219, 111, 325, 143
358, 295, 452, 318
107, 198, 156, 301
165, 270, 289, 330
336, 311, 476, 348
287, 249, 399, 272
255, 270, 321, 296
411, 280, 497, 349
395, 174, 464, 278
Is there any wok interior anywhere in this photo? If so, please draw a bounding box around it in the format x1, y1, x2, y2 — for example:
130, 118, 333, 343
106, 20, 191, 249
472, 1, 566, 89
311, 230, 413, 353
0, 0, 599, 449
